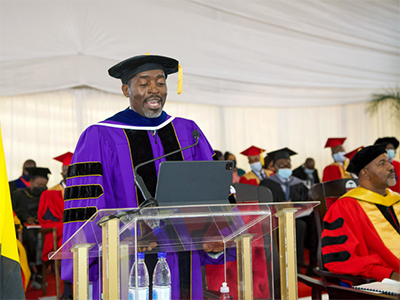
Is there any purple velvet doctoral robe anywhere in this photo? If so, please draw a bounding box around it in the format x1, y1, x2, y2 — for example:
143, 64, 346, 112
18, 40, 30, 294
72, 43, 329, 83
61, 110, 232, 299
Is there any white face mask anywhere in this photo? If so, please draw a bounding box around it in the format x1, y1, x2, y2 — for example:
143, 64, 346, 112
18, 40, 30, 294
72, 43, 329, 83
250, 161, 263, 173
333, 152, 346, 162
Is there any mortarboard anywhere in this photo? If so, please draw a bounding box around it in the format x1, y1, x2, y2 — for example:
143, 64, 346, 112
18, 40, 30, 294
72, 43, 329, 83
344, 146, 364, 161
324, 138, 346, 148
240, 146, 265, 157
53, 152, 73, 166
267, 147, 297, 162
346, 144, 387, 175
26, 167, 51, 180
374, 137, 399, 150
108, 54, 183, 94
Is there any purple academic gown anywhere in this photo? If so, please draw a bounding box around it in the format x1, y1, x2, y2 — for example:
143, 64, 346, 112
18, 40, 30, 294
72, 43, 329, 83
61, 109, 231, 299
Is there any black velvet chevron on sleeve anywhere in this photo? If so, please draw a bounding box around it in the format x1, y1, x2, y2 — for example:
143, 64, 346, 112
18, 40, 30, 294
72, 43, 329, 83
64, 185, 103, 201
67, 162, 103, 178
323, 217, 344, 231
321, 235, 348, 247
323, 251, 351, 264
63, 207, 97, 223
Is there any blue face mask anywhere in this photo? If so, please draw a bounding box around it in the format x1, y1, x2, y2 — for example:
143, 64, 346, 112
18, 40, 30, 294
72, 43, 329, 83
22, 173, 31, 181
387, 149, 395, 160
304, 168, 314, 174
333, 152, 346, 162
278, 168, 292, 180
250, 161, 263, 173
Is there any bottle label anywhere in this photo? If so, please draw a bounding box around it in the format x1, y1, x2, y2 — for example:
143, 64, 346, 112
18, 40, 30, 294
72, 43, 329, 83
129, 287, 148, 300
152, 286, 171, 300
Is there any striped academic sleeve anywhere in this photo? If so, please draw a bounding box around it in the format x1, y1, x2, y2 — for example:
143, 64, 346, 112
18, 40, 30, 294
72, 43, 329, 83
61, 125, 115, 284
321, 197, 397, 281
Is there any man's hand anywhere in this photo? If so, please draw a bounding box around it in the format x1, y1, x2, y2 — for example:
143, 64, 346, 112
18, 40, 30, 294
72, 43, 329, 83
390, 271, 400, 281
203, 242, 225, 253
26, 217, 37, 225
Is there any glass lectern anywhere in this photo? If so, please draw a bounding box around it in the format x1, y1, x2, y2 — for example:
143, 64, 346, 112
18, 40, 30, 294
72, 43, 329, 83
50, 201, 319, 300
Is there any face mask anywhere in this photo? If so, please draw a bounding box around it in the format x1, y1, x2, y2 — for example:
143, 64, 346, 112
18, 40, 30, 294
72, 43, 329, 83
22, 173, 31, 181
278, 168, 292, 180
304, 168, 314, 174
31, 187, 46, 197
333, 152, 346, 162
387, 149, 395, 160
250, 162, 263, 173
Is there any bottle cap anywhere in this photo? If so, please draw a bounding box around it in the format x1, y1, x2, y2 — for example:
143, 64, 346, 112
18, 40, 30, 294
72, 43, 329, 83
158, 252, 167, 259
220, 282, 229, 293
137, 252, 145, 259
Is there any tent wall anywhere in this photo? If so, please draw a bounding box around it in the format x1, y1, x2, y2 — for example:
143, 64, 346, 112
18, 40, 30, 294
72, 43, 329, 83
1, 88, 398, 188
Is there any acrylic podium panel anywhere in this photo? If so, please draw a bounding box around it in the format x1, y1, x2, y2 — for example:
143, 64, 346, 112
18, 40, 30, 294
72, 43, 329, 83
50, 201, 319, 300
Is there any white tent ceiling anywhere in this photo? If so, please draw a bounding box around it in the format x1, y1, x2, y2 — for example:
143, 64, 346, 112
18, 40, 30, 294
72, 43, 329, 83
1, 0, 399, 107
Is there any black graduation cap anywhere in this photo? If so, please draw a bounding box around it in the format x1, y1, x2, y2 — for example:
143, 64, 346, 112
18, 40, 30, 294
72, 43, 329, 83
267, 147, 297, 163
26, 167, 51, 180
374, 137, 399, 150
108, 54, 179, 84
346, 144, 387, 175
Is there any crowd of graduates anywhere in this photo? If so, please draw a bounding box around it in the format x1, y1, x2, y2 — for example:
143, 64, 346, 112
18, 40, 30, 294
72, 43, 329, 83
8, 135, 400, 299
213, 136, 400, 279
9, 152, 73, 298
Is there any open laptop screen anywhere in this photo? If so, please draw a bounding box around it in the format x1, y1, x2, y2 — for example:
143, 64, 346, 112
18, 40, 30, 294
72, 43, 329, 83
155, 161, 233, 207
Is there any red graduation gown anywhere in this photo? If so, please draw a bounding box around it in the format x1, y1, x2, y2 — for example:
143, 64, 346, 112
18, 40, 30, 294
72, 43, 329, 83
37, 190, 64, 261
322, 163, 351, 209
321, 187, 400, 282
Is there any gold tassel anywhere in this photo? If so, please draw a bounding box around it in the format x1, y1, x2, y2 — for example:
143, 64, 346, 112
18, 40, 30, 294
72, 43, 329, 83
260, 153, 265, 167
177, 64, 183, 95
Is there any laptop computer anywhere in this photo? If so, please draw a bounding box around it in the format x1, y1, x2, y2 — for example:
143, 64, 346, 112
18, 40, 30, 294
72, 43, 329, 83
155, 160, 234, 206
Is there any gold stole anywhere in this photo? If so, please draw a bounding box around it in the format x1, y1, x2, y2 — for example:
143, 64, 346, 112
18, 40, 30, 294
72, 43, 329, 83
342, 186, 400, 258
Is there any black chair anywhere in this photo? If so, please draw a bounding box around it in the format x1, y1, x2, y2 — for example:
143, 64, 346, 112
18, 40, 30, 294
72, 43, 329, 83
297, 274, 327, 300
309, 178, 376, 286
232, 183, 273, 203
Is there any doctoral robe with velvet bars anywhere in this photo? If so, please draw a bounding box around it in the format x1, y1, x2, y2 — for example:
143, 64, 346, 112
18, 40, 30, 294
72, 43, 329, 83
61, 109, 234, 300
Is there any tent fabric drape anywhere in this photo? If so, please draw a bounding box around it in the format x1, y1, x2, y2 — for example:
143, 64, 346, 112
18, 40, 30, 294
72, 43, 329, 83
0, 88, 398, 188
1, 1, 399, 107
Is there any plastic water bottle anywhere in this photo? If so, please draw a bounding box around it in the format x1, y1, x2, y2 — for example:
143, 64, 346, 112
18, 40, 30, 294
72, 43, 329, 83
152, 252, 171, 300
129, 252, 149, 300
219, 282, 231, 300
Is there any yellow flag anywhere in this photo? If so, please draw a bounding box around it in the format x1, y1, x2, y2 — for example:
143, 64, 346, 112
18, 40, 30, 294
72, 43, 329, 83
0, 124, 25, 298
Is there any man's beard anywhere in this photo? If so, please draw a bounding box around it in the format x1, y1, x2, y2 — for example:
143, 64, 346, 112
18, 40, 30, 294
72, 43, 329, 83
143, 109, 162, 118
388, 177, 397, 187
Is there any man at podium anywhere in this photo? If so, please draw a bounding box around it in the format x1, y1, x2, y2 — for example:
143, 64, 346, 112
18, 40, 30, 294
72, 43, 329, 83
61, 54, 231, 299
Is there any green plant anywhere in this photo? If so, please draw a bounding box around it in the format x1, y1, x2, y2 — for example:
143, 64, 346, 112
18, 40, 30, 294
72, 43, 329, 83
367, 88, 400, 121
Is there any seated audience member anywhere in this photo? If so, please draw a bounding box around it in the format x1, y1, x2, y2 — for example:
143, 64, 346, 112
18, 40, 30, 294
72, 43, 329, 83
263, 154, 276, 174
260, 148, 318, 275
322, 137, 351, 182
323, 138, 351, 209
39, 152, 73, 299
224, 151, 245, 177
375, 137, 400, 193
213, 150, 224, 161
344, 146, 364, 178
239, 145, 272, 186
12, 167, 51, 288
9, 159, 36, 193
49, 151, 73, 195
322, 144, 400, 281
292, 157, 320, 188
